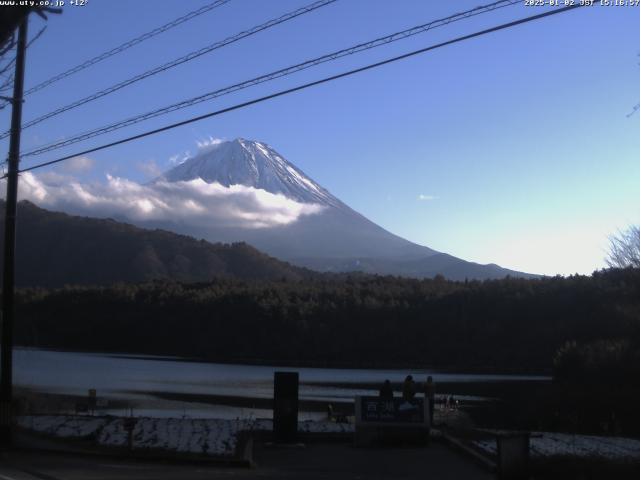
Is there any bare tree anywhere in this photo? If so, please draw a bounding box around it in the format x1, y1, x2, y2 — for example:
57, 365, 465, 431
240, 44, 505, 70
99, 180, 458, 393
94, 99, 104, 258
607, 225, 640, 269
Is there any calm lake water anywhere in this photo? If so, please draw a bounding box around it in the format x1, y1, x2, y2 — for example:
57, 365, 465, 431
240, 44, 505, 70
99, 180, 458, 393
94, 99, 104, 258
14, 348, 549, 420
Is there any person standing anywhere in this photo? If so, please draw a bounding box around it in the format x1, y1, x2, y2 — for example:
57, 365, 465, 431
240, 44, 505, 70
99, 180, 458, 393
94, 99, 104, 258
425, 376, 436, 425
379, 379, 394, 400
402, 375, 416, 401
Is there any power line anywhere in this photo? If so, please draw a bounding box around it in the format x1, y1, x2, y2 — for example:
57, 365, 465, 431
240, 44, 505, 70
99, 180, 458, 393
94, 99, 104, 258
0, 72, 14, 93
1, 0, 337, 140
23, 0, 519, 158
13, 3, 584, 178
0, 56, 16, 79
26, 25, 47, 49
0, 34, 15, 57
22, 0, 232, 97
0, 26, 47, 105
0, 27, 46, 92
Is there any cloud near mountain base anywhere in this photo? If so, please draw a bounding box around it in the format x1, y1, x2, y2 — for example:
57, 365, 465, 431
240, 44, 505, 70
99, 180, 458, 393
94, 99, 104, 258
16, 172, 325, 229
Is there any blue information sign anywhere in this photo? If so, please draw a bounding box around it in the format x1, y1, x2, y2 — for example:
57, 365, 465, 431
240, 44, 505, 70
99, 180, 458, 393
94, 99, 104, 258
359, 397, 425, 423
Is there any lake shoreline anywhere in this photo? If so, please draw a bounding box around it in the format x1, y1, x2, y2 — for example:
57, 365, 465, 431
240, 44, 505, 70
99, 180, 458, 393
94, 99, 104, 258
14, 345, 552, 376
13, 348, 553, 429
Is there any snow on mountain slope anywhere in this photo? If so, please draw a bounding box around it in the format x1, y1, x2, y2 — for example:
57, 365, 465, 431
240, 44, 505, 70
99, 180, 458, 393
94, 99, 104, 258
147, 138, 535, 279
152, 138, 438, 260
157, 138, 344, 211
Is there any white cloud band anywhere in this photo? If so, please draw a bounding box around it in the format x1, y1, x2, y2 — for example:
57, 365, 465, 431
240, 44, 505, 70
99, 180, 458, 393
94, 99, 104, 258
16, 172, 324, 229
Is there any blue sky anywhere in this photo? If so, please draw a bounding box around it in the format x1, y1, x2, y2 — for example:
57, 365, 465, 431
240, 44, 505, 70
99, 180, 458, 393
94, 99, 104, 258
1, 0, 639, 276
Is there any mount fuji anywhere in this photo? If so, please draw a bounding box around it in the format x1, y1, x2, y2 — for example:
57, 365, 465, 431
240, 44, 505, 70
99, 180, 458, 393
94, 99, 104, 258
149, 138, 534, 280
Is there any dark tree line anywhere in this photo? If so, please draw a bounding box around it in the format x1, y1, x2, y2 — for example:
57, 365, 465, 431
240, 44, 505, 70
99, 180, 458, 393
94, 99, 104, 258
12, 267, 640, 373
551, 337, 640, 435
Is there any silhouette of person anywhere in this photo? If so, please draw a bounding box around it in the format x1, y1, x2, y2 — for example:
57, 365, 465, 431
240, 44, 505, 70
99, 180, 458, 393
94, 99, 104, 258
402, 375, 416, 401
379, 379, 393, 400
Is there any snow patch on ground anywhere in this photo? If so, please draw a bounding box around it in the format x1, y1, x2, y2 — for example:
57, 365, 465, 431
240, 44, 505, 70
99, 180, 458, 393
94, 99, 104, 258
18, 415, 354, 457
19, 415, 108, 438
473, 432, 640, 461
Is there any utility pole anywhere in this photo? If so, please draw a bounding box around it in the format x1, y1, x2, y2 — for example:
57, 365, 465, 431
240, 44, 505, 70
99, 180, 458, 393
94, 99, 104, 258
0, 16, 28, 449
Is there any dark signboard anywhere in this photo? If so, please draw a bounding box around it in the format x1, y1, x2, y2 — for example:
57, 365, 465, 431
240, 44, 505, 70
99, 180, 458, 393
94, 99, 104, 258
359, 397, 425, 423
273, 371, 299, 443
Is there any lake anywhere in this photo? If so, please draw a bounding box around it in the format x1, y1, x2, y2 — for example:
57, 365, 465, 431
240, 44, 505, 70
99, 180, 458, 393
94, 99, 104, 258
14, 348, 550, 420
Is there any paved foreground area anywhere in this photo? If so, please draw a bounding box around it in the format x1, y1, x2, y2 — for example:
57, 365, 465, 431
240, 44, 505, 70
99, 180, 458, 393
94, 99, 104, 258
253, 442, 495, 479
0, 442, 494, 479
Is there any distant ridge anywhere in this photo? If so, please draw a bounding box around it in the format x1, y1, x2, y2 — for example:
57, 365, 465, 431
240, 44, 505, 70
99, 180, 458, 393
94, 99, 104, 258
0, 200, 310, 288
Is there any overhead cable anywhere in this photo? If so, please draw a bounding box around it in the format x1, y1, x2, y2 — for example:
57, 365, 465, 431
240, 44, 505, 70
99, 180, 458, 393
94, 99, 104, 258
23, 0, 519, 157
13, 3, 584, 177
2, 0, 337, 139
23, 0, 232, 96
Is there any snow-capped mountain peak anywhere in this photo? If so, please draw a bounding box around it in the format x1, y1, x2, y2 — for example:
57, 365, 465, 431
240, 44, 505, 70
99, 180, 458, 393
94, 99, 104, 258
142, 137, 534, 279
157, 138, 343, 209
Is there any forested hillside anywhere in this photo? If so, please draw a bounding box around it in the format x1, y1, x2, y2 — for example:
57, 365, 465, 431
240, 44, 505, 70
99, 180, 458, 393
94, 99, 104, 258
14, 268, 640, 372
0, 200, 310, 286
